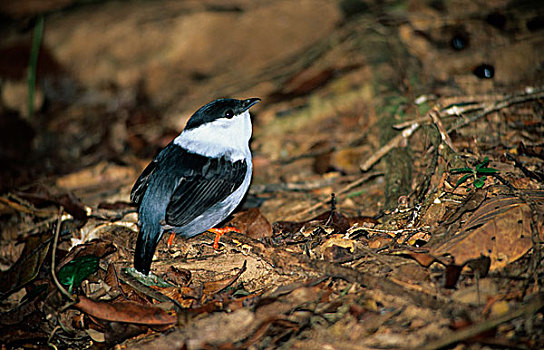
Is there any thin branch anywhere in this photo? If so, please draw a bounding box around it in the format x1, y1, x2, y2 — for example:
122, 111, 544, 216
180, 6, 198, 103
51, 206, 76, 302
429, 108, 457, 153
360, 122, 419, 172
286, 171, 381, 220
447, 89, 544, 134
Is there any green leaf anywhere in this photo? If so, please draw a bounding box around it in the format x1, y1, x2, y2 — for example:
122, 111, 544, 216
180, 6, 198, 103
475, 156, 490, 170
473, 176, 487, 188
58, 255, 99, 293
476, 167, 499, 174
455, 173, 473, 188
450, 167, 473, 174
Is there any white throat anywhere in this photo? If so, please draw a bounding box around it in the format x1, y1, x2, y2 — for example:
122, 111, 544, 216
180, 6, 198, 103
174, 110, 252, 160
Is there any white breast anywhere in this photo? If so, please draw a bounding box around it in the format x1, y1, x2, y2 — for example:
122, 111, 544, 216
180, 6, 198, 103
174, 110, 252, 161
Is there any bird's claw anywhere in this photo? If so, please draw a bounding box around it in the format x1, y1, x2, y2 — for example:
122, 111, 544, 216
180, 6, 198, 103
208, 227, 241, 249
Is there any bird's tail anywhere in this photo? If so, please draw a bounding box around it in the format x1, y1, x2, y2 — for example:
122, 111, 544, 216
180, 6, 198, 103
134, 218, 163, 275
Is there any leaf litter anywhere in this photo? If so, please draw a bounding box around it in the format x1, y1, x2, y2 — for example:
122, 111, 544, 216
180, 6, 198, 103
1, 1, 544, 349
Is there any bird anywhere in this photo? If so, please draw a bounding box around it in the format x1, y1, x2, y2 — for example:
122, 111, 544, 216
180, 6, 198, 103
130, 97, 260, 275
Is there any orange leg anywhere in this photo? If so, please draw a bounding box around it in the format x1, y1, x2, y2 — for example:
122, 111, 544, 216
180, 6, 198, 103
166, 232, 176, 248
207, 227, 241, 249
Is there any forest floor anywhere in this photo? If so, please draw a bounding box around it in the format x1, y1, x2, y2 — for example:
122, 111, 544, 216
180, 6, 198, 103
1, 1, 543, 349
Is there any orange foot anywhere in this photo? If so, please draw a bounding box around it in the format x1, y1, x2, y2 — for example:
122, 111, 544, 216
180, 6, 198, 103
167, 232, 176, 248
207, 227, 241, 250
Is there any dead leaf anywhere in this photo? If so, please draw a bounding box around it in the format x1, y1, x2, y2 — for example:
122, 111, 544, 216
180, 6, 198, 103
464, 255, 490, 278
16, 185, 87, 221
202, 261, 247, 300
395, 250, 441, 268
349, 216, 379, 228
321, 234, 355, 261
74, 295, 176, 325
444, 264, 463, 289
85, 328, 105, 342
273, 220, 305, 235
322, 245, 353, 262
104, 263, 123, 295
163, 266, 192, 287
0, 232, 52, 299
0, 287, 43, 326
230, 208, 273, 239
255, 285, 329, 320
273, 210, 351, 237
517, 141, 544, 159
431, 191, 544, 270
489, 300, 510, 318
441, 189, 487, 227
318, 210, 351, 233
321, 234, 355, 252
0, 0, 74, 18
367, 235, 392, 249
56, 239, 116, 272
443, 255, 491, 289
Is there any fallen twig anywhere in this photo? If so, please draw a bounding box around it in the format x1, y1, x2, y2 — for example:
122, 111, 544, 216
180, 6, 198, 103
447, 89, 544, 134
360, 122, 419, 172
51, 206, 76, 302
429, 108, 457, 153
286, 171, 382, 220
393, 89, 544, 131
0, 196, 56, 218
250, 176, 340, 194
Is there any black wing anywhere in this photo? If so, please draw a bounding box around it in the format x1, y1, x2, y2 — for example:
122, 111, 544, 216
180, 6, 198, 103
130, 141, 178, 205
130, 159, 158, 205
130, 142, 198, 205
165, 155, 247, 227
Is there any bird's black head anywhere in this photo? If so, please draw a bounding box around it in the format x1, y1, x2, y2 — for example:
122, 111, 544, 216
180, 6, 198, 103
184, 98, 260, 131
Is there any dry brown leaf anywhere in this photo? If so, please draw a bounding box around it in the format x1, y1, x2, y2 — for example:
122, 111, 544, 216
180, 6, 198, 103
16, 185, 87, 220
74, 295, 176, 326
163, 266, 192, 286
395, 251, 441, 268
230, 208, 273, 239
321, 234, 356, 261
56, 239, 116, 271
201, 261, 247, 300
321, 234, 355, 252
0, 232, 52, 299
367, 235, 392, 249
431, 191, 544, 271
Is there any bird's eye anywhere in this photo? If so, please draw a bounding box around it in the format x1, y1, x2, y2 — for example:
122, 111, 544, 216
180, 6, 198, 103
224, 109, 234, 119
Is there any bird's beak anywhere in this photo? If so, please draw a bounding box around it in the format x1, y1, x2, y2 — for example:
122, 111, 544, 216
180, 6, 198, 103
242, 98, 261, 111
